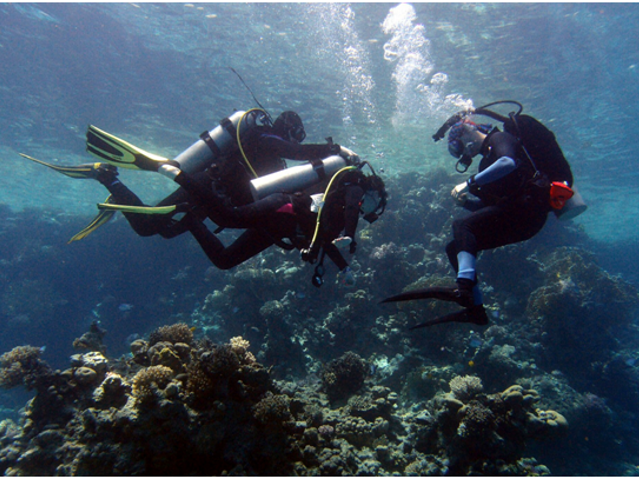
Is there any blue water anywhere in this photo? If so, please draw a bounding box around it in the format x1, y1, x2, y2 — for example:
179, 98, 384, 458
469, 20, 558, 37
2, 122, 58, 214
0, 3, 638, 474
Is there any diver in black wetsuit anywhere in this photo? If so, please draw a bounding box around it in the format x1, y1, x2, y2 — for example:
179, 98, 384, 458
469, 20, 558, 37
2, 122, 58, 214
185, 167, 387, 287
94, 111, 351, 238
382, 116, 557, 327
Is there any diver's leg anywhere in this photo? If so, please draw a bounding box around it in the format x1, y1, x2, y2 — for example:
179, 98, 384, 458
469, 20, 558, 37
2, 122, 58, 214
187, 217, 274, 270
451, 204, 547, 306
96, 167, 177, 237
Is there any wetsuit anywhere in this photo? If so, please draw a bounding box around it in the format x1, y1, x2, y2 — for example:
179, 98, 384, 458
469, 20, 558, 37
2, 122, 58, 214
188, 169, 369, 272
99, 129, 340, 238
445, 130, 550, 277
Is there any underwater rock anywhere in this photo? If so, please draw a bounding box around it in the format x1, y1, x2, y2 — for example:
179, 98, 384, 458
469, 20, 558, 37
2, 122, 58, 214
92, 372, 131, 409
70, 351, 108, 377
72, 321, 107, 353
73, 367, 98, 387
147, 341, 189, 374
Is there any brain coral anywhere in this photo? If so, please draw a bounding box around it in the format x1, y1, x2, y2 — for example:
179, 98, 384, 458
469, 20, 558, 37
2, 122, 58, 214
131, 365, 174, 403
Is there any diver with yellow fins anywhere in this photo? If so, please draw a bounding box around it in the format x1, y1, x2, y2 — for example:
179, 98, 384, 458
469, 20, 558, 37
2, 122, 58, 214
186, 162, 387, 287
381, 101, 586, 328
21, 107, 387, 285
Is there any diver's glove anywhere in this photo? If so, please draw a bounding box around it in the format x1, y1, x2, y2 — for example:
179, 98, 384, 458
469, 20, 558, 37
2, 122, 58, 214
452, 181, 470, 206
300, 247, 318, 264
338, 266, 356, 288
339, 146, 360, 164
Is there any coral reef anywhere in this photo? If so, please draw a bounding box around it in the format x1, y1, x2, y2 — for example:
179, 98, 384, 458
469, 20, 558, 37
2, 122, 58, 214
0, 173, 637, 475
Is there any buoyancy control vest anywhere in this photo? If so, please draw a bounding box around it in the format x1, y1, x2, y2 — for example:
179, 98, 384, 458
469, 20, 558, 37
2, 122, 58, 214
502, 113, 573, 187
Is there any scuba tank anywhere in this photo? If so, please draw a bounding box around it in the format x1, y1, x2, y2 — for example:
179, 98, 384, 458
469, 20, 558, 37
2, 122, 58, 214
553, 185, 587, 221
158, 109, 265, 179
249, 155, 348, 200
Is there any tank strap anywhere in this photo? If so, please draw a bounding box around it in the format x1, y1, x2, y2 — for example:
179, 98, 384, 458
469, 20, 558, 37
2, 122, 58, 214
311, 158, 327, 181
220, 116, 236, 138
199, 130, 221, 157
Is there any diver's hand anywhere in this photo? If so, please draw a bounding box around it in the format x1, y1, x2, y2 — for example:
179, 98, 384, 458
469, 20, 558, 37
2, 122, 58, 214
452, 181, 469, 206
332, 236, 353, 251
339, 146, 360, 164
338, 266, 355, 288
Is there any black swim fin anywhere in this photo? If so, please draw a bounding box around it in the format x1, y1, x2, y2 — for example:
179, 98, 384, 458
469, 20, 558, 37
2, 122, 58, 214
410, 305, 489, 330
380, 286, 472, 308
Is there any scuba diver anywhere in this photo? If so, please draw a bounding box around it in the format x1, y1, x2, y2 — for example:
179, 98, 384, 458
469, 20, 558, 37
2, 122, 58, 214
184, 163, 388, 287
381, 101, 583, 328
21, 109, 359, 242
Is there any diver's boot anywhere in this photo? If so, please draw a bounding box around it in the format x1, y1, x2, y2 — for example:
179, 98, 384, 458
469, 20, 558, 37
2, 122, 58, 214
453, 278, 476, 308
93, 163, 119, 185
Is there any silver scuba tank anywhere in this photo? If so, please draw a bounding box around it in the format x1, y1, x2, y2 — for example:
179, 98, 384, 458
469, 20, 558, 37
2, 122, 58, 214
158, 110, 261, 179
554, 185, 587, 221
250, 155, 348, 200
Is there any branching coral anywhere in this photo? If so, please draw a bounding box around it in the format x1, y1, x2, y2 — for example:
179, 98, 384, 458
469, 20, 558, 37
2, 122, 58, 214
0, 345, 53, 391
449, 375, 483, 402
148, 323, 194, 346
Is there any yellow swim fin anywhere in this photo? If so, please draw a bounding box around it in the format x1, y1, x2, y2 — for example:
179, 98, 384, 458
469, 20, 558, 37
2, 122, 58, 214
68, 195, 116, 243
86, 125, 174, 172
19, 153, 104, 179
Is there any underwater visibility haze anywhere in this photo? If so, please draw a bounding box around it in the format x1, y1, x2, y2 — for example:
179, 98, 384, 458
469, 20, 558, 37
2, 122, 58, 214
0, 2, 639, 475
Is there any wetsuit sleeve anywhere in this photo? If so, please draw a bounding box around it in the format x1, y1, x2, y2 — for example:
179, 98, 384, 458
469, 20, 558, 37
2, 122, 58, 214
343, 185, 364, 239
259, 134, 340, 161
472, 156, 516, 186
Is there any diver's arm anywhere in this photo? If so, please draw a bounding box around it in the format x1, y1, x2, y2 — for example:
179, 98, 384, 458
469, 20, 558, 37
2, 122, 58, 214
343, 185, 364, 239
454, 157, 516, 204
470, 156, 516, 186
259, 134, 340, 161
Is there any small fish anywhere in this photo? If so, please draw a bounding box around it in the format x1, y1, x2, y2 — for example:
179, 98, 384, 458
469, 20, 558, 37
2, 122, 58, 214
118, 303, 134, 312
